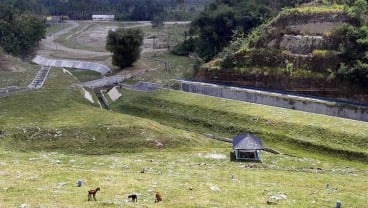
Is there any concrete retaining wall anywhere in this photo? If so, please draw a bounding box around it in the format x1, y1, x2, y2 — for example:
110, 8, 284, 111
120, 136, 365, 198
279, 35, 336, 54
176, 80, 368, 122
32, 55, 111, 75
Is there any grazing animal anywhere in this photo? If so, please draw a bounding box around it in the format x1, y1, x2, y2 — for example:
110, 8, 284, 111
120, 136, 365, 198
155, 191, 162, 203
88, 187, 100, 201
128, 193, 138, 202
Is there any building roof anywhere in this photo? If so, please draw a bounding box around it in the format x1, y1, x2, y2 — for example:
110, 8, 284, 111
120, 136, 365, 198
92, 15, 115, 19
232, 133, 264, 150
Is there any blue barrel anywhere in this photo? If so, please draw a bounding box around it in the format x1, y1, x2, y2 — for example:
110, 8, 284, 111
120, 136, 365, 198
77, 180, 83, 187
336, 201, 341, 208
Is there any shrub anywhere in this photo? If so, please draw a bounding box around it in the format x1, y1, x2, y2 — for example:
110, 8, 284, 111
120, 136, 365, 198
312, 50, 339, 58
105, 28, 143, 68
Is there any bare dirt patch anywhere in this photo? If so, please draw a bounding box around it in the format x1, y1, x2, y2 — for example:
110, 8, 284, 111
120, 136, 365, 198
0, 53, 25, 72
0, 53, 12, 71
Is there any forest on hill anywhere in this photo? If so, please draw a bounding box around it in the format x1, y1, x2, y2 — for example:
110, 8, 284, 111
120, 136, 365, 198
171, 0, 368, 104
2, 0, 209, 20
0, 3, 45, 57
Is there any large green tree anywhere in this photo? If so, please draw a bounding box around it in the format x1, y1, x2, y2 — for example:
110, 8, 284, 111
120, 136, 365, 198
105, 28, 144, 68
0, 3, 46, 57
189, 0, 271, 61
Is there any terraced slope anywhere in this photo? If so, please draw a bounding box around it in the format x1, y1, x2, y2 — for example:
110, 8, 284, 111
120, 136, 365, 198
196, 5, 368, 104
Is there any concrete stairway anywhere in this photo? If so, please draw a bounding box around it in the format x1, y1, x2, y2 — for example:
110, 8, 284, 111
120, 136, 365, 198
28, 66, 51, 89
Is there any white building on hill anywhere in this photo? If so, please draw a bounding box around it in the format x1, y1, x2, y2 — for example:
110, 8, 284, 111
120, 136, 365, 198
92, 15, 115, 21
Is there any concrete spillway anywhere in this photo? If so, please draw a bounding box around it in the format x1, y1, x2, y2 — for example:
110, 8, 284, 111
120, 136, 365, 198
175, 80, 368, 122
32, 55, 111, 75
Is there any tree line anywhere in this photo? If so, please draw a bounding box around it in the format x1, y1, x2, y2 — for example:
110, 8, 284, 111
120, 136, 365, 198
173, 0, 303, 61
2, 0, 209, 20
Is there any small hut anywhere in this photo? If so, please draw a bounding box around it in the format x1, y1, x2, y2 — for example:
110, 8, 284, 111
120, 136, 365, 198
230, 133, 264, 162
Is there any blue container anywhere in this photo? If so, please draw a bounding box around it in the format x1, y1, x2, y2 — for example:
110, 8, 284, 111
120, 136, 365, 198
77, 180, 83, 187
336, 201, 341, 208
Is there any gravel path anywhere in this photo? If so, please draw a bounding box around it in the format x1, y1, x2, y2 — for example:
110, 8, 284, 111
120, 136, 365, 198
38, 21, 112, 57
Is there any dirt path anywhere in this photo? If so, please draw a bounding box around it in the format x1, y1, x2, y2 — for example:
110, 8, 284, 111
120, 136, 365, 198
37, 20, 191, 88
38, 20, 190, 58
38, 21, 112, 58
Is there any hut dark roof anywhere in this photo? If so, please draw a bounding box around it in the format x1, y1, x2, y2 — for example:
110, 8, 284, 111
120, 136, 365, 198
232, 133, 264, 150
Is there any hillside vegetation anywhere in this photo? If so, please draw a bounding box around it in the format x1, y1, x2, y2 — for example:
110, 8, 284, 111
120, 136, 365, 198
194, 0, 368, 104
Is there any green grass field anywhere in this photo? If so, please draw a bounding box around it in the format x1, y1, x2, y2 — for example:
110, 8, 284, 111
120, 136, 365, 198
1, 65, 367, 207
1, 17, 368, 207
110, 89, 368, 161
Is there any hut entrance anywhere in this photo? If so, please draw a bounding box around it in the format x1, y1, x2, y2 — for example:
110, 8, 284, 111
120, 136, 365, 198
230, 133, 264, 162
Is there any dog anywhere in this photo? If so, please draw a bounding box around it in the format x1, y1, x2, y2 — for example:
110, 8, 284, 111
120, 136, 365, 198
155, 191, 162, 202
128, 193, 138, 202
88, 187, 100, 201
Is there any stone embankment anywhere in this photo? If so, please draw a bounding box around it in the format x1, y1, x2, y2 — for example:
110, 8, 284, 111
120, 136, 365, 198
32, 55, 111, 75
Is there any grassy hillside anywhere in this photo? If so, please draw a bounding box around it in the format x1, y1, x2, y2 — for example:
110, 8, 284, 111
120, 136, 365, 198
0, 54, 40, 88
0, 69, 217, 154
110, 89, 368, 162
0, 65, 367, 207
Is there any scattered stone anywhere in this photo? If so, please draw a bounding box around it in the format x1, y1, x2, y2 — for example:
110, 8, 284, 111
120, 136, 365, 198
54, 130, 62, 138
18, 204, 31, 208
155, 140, 163, 147
16, 172, 22, 179
103, 176, 112, 181
267, 193, 287, 204
140, 168, 146, 173
189, 187, 193, 190
267, 200, 278, 205
210, 185, 220, 192
54, 182, 67, 189
245, 164, 258, 168
30, 175, 40, 180
49, 160, 61, 164
205, 153, 226, 160
0, 171, 8, 176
